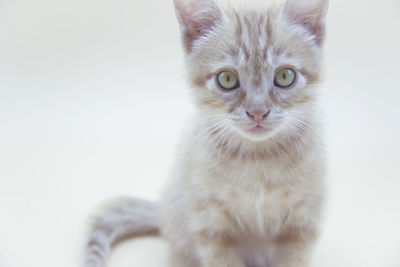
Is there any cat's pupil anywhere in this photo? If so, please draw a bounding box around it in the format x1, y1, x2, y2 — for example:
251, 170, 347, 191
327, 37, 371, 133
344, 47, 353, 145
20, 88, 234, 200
226, 75, 231, 82
282, 72, 287, 80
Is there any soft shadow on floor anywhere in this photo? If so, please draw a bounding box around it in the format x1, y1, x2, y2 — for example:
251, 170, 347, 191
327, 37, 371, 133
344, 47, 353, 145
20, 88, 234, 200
108, 238, 169, 267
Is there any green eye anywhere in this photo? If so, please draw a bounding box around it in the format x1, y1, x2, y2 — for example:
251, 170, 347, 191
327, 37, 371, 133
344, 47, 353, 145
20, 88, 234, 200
274, 68, 296, 88
217, 71, 239, 90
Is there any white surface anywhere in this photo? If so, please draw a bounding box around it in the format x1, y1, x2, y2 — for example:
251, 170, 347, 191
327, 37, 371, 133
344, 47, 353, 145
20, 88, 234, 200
0, 0, 399, 266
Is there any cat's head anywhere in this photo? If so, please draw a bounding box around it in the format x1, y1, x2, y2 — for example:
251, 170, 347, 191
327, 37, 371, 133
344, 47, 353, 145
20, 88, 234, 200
174, 0, 328, 142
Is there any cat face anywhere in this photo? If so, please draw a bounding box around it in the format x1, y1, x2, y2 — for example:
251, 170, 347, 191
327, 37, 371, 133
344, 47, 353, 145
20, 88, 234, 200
174, 0, 328, 142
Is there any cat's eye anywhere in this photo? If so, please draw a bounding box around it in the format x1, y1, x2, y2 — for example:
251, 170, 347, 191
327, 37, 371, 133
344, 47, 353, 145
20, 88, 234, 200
217, 71, 239, 90
274, 68, 296, 88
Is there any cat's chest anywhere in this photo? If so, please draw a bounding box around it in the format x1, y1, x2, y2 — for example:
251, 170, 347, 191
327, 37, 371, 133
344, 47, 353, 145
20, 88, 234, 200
226, 188, 291, 267
221, 183, 295, 234
198, 151, 317, 234
216, 160, 311, 228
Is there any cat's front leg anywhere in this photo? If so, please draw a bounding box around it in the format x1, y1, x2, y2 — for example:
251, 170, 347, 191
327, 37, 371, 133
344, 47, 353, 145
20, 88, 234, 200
193, 232, 245, 267
271, 225, 318, 267
188, 198, 245, 267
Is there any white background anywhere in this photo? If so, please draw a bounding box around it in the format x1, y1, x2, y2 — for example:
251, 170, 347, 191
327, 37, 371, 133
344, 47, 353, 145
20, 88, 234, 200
0, 0, 399, 266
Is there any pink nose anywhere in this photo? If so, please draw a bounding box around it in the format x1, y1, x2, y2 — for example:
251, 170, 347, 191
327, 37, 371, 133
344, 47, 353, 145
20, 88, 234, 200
246, 110, 270, 123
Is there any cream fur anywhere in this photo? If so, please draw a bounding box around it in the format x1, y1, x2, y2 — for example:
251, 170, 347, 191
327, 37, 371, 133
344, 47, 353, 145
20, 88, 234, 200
84, 0, 328, 266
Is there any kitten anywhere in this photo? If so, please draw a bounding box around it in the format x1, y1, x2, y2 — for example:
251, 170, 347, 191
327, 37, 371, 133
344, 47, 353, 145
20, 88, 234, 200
85, 0, 328, 266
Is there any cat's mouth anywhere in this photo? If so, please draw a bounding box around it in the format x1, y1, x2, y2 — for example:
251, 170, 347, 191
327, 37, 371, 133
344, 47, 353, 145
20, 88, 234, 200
230, 119, 282, 141
247, 124, 272, 134
246, 124, 273, 136
231, 123, 278, 142
250, 125, 264, 131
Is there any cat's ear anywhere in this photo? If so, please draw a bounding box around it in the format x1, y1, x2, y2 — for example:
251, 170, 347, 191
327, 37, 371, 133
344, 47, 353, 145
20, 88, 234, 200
173, 0, 223, 53
283, 0, 329, 45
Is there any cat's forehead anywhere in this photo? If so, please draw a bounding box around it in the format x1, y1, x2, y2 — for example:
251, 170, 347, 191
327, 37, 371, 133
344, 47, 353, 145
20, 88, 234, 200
207, 10, 301, 87
230, 9, 274, 56
216, 11, 296, 58
189, 6, 321, 89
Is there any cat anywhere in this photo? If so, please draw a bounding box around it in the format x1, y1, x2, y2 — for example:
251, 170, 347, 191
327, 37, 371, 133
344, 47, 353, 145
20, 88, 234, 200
84, 0, 328, 266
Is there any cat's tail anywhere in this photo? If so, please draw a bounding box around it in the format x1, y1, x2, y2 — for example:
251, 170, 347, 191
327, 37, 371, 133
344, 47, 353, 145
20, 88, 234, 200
84, 198, 159, 267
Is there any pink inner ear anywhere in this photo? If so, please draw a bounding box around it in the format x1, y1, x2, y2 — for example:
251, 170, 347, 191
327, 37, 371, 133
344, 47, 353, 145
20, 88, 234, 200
174, 0, 222, 52
182, 15, 218, 52
283, 0, 329, 45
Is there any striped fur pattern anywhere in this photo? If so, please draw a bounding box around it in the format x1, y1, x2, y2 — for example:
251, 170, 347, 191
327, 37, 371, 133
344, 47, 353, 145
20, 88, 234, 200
85, 198, 159, 267
84, 0, 328, 266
